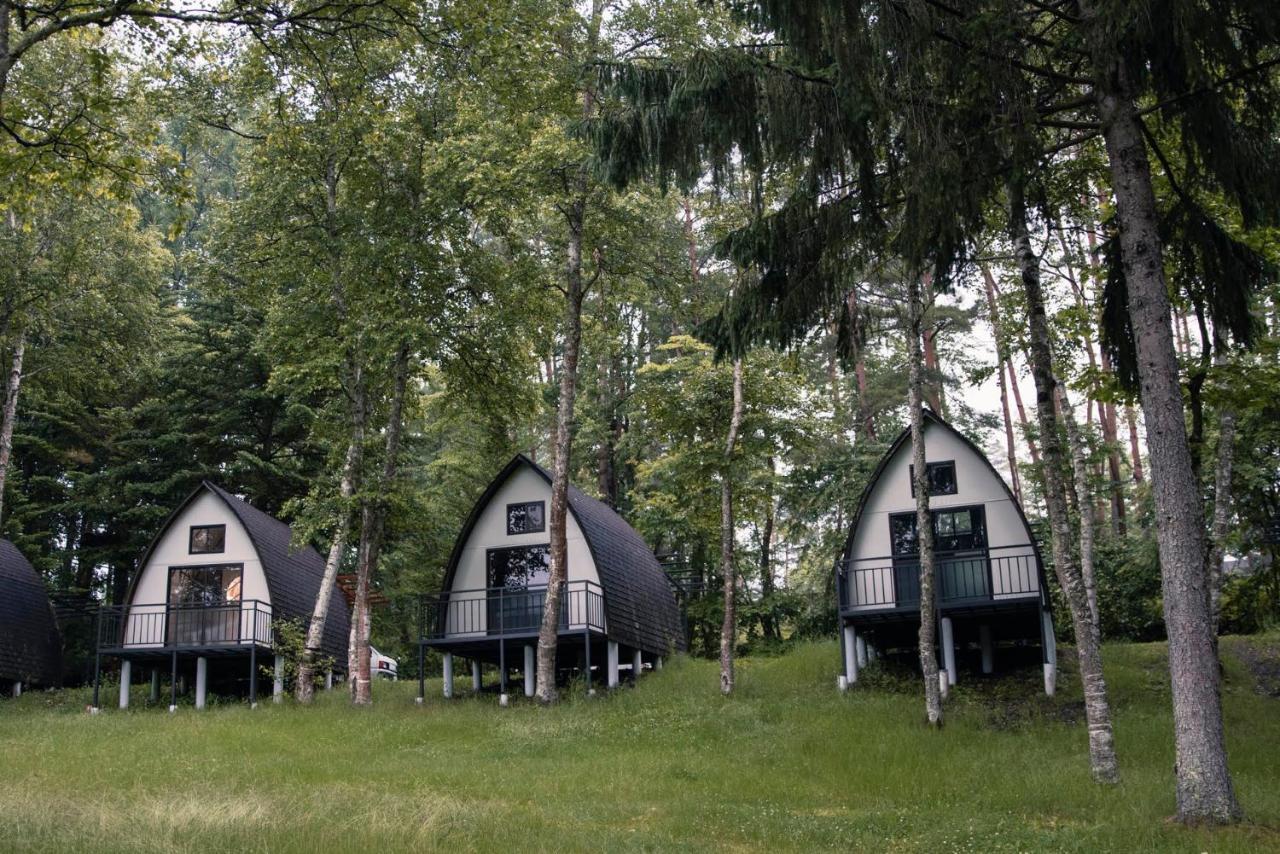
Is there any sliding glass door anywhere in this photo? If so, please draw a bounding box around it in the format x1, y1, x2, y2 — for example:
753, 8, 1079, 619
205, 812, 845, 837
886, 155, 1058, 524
167, 564, 243, 645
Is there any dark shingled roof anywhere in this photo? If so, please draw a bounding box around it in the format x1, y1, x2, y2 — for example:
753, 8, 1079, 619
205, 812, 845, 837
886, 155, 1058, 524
442, 455, 685, 656
0, 539, 61, 686
128, 483, 350, 662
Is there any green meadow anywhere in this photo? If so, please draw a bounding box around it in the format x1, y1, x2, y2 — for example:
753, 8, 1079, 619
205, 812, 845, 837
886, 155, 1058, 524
1, 637, 1277, 853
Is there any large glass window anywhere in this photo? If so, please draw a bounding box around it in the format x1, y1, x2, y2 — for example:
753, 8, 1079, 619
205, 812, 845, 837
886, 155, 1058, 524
506, 501, 546, 535
486, 545, 552, 633
167, 565, 242, 644
889, 506, 987, 555
909, 461, 958, 497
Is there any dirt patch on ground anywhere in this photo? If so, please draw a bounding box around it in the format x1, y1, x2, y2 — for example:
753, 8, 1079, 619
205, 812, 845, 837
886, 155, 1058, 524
1233, 638, 1280, 698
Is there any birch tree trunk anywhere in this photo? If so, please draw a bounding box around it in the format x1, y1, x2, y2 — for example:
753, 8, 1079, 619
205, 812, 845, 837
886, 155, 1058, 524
1010, 182, 1118, 783
907, 275, 943, 727
1060, 386, 1100, 639
534, 0, 604, 704
0, 328, 25, 527
296, 363, 365, 704
349, 345, 411, 706
1083, 40, 1240, 819
720, 357, 744, 695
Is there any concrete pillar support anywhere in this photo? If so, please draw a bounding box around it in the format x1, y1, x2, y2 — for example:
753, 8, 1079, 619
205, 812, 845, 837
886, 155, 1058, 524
195, 657, 208, 710
472, 659, 482, 692
442, 652, 454, 699
940, 616, 957, 687
325, 669, 333, 691
607, 641, 620, 689
842, 624, 858, 684
855, 635, 868, 668
118, 660, 132, 709
523, 645, 535, 698
979, 624, 994, 675
632, 648, 643, 679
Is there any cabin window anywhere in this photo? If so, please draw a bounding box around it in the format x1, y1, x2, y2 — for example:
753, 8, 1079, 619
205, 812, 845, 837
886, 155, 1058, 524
889, 506, 987, 555
909, 461, 958, 497
487, 545, 551, 589
189, 524, 226, 554
486, 545, 552, 634
167, 564, 242, 644
506, 501, 546, 535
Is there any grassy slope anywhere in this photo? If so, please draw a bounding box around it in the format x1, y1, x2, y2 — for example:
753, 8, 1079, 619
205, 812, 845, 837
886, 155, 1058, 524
0, 637, 1277, 853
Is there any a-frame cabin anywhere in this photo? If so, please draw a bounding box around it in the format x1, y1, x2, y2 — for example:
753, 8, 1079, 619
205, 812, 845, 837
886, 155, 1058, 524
416, 454, 684, 699
836, 410, 1058, 694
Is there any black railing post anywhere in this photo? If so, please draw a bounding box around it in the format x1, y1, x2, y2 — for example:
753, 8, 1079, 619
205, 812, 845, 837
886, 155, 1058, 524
91, 609, 102, 709
584, 628, 591, 696
169, 649, 178, 710
249, 636, 258, 708
498, 587, 507, 695
417, 643, 425, 702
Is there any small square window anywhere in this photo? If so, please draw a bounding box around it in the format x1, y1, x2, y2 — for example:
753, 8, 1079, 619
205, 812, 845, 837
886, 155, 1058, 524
189, 524, 226, 554
506, 501, 546, 535
910, 461, 958, 497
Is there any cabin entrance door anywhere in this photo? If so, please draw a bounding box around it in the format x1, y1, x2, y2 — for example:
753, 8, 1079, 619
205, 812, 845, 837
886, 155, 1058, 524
485, 545, 558, 634
888, 506, 990, 607
166, 564, 243, 645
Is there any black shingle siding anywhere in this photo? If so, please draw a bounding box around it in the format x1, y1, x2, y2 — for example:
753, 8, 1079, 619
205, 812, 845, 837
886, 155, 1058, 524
0, 539, 61, 686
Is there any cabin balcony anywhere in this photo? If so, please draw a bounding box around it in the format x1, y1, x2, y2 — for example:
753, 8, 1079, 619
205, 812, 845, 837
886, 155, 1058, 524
96, 599, 274, 657
414, 581, 604, 647
837, 545, 1043, 620
417, 580, 606, 646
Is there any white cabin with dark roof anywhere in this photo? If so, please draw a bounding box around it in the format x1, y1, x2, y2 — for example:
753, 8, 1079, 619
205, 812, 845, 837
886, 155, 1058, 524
836, 411, 1057, 694
93, 481, 350, 711
417, 454, 684, 700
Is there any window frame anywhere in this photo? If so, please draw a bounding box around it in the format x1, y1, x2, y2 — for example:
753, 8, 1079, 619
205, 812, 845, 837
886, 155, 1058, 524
909, 460, 959, 497
888, 505, 987, 556
188, 524, 227, 555
505, 500, 547, 536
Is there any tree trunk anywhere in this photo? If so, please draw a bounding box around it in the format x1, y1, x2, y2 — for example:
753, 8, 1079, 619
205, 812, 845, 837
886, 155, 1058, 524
534, 0, 604, 704
296, 363, 365, 704
847, 289, 875, 441
349, 344, 411, 706
907, 275, 943, 727
0, 328, 25, 527
1007, 357, 1041, 468
1010, 180, 1118, 783
1060, 386, 1100, 638
1207, 349, 1236, 637
1086, 46, 1240, 820
1125, 406, 1145, 484
982, 266, 1022, 504
760, 457, 779, 641
720, 357, 744, 695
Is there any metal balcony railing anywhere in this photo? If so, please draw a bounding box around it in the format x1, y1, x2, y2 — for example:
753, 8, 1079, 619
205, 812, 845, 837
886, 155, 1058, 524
96, 600, 274, 651
417, 580, 605, 641
837, 546, 1040, 612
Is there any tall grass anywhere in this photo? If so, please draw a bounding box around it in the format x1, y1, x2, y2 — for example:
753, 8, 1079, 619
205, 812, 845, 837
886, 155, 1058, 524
0, 637, 1276, 852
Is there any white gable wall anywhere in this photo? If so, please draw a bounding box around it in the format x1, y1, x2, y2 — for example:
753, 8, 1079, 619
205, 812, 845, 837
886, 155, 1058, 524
123, 490, 271, 647
847, 421, 1038, 608
446, 465, 600, 636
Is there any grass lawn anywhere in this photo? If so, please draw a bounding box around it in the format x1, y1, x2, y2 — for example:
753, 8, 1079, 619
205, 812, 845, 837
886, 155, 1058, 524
1, 636, 1278, 853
